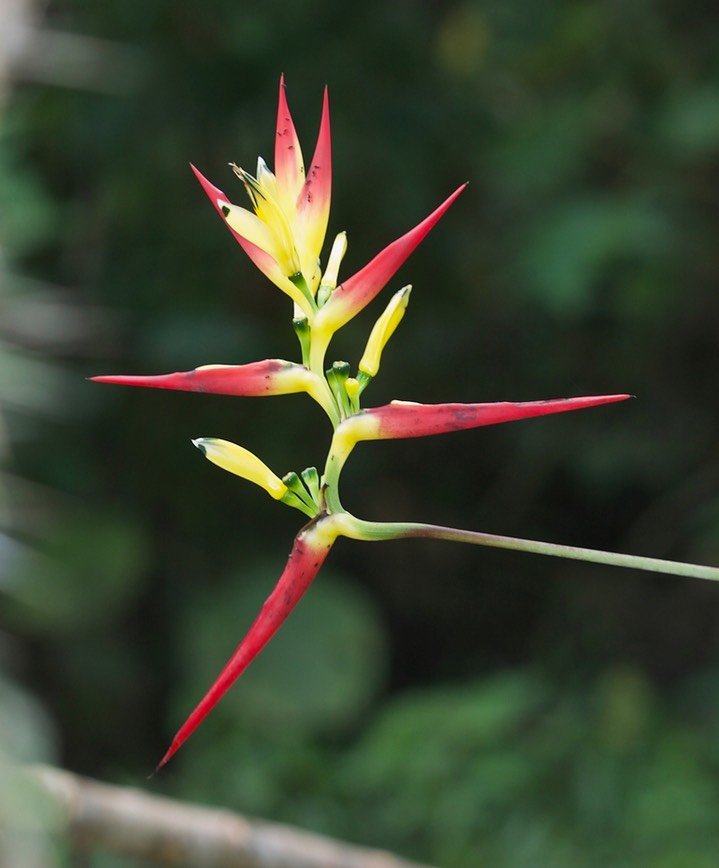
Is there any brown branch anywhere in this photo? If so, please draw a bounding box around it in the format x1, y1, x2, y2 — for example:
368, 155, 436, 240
28, 765, 434, 868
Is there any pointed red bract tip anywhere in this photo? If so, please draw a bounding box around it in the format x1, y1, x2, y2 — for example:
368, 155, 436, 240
321, 183, 467, 331
296, 85, 332, 246
156, 525, 334, 767
190, 163, 226, 206
190, 163, 287, 284
191, 162, 243, 235
275, 75, 304, 195
155, 747, 174, 772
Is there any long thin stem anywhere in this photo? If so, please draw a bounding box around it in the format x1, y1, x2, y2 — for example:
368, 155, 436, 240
343, 517, 719, 582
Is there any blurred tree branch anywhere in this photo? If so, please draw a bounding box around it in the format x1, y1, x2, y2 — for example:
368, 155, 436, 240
28, 764, 433, 868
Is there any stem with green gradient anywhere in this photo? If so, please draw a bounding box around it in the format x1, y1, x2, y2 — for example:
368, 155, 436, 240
335, 515, 719, 582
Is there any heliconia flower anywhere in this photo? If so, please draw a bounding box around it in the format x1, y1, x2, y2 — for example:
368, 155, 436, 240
313, 183, 466, 337
358, 285, 411, 378
334, 394, 632, 454
193, 437, 288, 500
88, 78, 719, 775
192, 76, 331, 314
157, 517, 338, 768
90, 359, 324, 400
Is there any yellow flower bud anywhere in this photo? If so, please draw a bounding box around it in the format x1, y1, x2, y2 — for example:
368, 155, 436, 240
193, 438, 287, 500
345, 377, 360, 402
317, 232, 348, 307
321, 232, 348, 291
358, 285, 411, 378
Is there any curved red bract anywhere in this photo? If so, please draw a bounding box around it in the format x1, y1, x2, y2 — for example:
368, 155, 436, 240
157, 523, 335, 768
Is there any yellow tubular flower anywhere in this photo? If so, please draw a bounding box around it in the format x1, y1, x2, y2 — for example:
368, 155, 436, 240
193, 438, 287, 500
358, 285, 412, 378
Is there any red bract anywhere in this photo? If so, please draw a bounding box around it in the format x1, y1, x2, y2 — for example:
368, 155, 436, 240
315, 183, 467, 333
288, 86, 332, 258
157, 521, 336, 768
345, 394, 632, 442
275, 76, 304, 194
90, 359, 315, 397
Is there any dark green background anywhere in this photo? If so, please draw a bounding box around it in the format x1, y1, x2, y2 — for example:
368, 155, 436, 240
2, 0, 719, 864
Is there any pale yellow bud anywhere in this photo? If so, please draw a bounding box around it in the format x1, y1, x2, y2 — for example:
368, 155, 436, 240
193, 438, 287, 499
318, 232, 348, 299
358, 285, 411, 378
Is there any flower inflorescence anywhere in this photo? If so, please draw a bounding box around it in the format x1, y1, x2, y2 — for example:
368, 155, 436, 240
92, 77, 718, 768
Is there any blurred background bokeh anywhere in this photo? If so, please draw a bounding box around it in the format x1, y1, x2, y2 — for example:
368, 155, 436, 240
2, 0, 719, 865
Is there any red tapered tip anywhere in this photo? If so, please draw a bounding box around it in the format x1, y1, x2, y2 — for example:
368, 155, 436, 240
155, 524, 335, 767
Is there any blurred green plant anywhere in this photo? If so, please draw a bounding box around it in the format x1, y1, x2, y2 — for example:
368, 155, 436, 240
168, 663, 719, 868
0, 22, 151, 862
0, 110, 63, 868
341, 666, 719, 868
3, 0, 719, 865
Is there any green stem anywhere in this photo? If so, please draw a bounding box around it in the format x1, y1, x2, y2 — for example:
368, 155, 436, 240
308, 327, 332, 379
297, 314, 340, 427
292, 317, 311, 367
343, 517, 719, 582
288, 272, 318, 314
307, 374, 341, 427
321, 451, 345, 514
321, 429, 358, 515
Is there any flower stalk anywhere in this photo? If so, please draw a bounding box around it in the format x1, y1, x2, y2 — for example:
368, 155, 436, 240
338, 516, 719, 582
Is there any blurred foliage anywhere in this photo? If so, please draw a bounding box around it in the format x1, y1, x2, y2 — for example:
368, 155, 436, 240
340, 667, 719, 867
0, 675, 60, 867
1, 0, 719, 864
